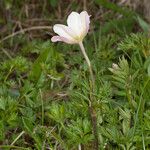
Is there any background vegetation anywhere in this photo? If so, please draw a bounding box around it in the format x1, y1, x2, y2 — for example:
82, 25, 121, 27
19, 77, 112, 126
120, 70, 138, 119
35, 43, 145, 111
0, 0, 150, 149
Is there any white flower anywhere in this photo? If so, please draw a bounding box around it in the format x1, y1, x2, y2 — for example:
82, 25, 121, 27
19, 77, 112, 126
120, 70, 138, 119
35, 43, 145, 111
112, 63, 119, 70
51, 11, 90, 44
109, 63, 119, 72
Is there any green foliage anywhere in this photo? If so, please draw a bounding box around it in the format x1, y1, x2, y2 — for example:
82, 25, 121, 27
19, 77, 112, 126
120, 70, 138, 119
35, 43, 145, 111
48, 102, 67, 124
48, 0, 59, 8
118, 33, 150, 57
101, 17, 135, 35
94, 0, 134, 17
0, 1, 150, 149
118, 33, 150, 76
66, 118, 93, 147
1, 32, 150, 149
137, 16, 150, 33
29, 41, 64, 87
1, 56, 30, 80
22, 117, 42, 150
109, 57, 131, 97
0, 96, 18, 140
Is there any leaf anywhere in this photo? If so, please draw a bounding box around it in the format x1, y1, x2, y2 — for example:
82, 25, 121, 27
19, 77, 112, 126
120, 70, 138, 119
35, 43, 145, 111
22, 117, 34, 134
7, 112, 18, 126
29, 46, 51, 82
48, 103, 66, 124
0, 97, 6, 110
29, 41, 64, 85
137, 16, 150, 33
66, 118, 93, 146
22, 117, 42, 150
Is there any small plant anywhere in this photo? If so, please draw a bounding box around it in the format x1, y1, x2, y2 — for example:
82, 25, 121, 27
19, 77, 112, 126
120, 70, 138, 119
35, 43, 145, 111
51, 11, 99, 149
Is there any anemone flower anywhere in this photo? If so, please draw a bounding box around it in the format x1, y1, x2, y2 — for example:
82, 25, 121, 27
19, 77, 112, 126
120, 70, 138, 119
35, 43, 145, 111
51, 11, 90, 44
51, 11, 94, 83
51, 11, 98, 149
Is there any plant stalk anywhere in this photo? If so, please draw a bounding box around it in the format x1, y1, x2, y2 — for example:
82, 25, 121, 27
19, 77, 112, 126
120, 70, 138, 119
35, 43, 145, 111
79, 41, 99, 150
79, 42, 95, 87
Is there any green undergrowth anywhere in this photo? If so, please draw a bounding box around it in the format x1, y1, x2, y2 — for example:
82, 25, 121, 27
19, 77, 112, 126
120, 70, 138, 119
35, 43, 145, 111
0, 32, 150, 149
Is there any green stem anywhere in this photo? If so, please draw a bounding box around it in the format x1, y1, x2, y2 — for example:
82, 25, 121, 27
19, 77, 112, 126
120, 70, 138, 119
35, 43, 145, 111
11, 131, 25, 145
79, 42, 95, 88
132, 77, 150, 141
4, 65, 14, 82
1, 48, 13, 59
40, 89, 44, 125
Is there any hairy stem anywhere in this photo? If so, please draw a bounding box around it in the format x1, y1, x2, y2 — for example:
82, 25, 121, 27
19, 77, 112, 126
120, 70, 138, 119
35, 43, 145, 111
79, 41, 99, 150
79, 42, 95, 86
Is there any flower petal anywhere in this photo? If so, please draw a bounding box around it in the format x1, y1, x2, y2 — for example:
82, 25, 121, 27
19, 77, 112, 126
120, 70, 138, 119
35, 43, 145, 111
51, 36, 63, 42
80, 11, 90, 34
67, 12, 82, 36
53, 24, 77, 42
51, 36, 76, 44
